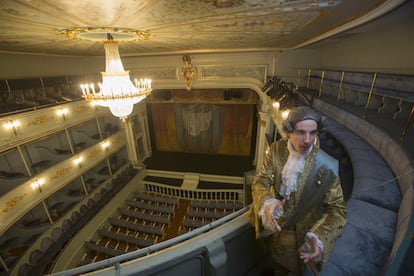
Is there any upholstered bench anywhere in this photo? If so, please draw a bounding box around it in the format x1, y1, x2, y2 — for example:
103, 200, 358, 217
307, 117, 401, 275
305, 99, 413, 275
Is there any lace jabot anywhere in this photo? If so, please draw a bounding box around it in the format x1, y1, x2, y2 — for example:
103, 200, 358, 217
279, 140, 312, 199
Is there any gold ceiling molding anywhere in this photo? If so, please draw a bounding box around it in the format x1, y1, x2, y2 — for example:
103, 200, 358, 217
59, 27, 151, 42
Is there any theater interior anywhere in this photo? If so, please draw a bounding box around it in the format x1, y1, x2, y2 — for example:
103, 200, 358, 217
0, 0, 413, 275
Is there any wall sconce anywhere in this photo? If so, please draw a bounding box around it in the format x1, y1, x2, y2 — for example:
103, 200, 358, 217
56, 108, 68, 121
272, 101, 280, 111
4, 120, 21, 136
101, 141, 110, 151
73, 156, 83, 168
31, 178, 45, 193
181, 54, 197, 91
281, 109, 290, 120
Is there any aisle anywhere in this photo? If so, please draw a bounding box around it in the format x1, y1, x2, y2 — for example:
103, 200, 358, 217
160, 199, 191, 241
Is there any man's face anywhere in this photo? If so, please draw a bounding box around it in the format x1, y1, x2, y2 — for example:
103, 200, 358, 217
289, 119, 318, 154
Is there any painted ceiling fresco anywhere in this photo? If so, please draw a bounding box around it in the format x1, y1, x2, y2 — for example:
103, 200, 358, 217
0, 0, 404, 57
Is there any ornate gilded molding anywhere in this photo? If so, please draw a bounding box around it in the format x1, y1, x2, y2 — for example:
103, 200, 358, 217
26, 114, 55, 126
1, 193, 28, 215
88, 149, 100, 159
76, 105, 88, 113
50, 166, 73, 181
199, 64, 267, 83
180, 54, 197, 91
59, 27, 150, 42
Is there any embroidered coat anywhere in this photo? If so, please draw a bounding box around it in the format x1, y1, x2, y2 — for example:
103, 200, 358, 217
249, 139, 347, 273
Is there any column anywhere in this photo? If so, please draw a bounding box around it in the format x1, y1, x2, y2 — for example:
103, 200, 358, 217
123, 117, 139, 167
254, 110, 271, 172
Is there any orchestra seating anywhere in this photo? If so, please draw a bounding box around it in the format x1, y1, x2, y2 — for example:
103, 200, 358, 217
80, 190, 245, 264
179, 199, 244, 233
80, 191, 177, 263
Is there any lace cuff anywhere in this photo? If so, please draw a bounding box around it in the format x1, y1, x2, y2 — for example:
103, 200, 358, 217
306, 232, 324, 251
258, 198, 283, 228
305, 232, 324, 262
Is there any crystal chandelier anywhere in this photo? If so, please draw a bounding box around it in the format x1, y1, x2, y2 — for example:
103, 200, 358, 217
80, 37, 151, 120
60, 27, 152, 120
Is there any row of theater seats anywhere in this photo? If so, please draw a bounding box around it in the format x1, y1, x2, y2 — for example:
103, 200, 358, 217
80, 191, 179, 264
16, 165, 138, 276
179, 199, 244, 233
1, 86, 81, 115
80, 191, 245, 265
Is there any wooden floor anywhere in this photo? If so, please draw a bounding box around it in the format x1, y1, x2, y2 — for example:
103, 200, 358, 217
160, 199, 191, 241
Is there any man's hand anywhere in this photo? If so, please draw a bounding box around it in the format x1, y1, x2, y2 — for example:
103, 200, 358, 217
263, 199, 286, 232
300, 234, 322, 264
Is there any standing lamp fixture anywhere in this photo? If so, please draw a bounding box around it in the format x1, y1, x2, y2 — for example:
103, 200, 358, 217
60, 27, 152, 120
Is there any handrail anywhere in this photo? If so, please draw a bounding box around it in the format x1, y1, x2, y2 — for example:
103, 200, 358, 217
0, 98, 82, 118
47, 206, 249, 276
298, 68, 414, 142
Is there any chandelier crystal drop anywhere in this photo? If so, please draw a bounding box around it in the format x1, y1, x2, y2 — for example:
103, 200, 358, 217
80, 40, 152, 120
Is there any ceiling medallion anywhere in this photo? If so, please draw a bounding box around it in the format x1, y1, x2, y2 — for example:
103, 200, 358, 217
59, 27, 150, 42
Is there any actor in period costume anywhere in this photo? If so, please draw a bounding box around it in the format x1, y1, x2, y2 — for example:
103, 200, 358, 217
249, 106, 347, 275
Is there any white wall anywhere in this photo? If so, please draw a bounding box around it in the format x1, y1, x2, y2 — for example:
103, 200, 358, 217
0, 53, 104, 79
289, 0, 414, 75
0, 51, 279, 80
275, 49, 321, 84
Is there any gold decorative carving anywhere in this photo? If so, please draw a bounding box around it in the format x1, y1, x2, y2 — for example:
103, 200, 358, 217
26, 115, 55, 126
50, 166, 72, 181
1, 193, 28, 215
181, 54, 197, 91
76, 105, 88, 112
88, 149, 100, 159
59, 27, 150, 42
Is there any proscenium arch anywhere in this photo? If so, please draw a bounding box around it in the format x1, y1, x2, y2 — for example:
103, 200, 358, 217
148, 76, 273, 172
